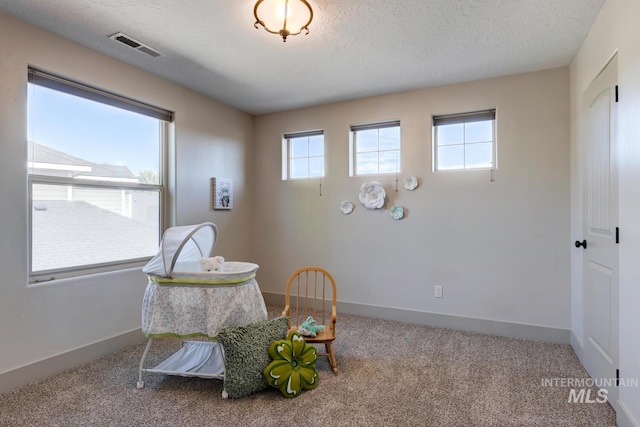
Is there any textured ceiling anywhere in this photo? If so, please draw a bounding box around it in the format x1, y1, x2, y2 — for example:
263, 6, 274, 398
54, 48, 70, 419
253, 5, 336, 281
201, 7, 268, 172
0, 0, 604, 115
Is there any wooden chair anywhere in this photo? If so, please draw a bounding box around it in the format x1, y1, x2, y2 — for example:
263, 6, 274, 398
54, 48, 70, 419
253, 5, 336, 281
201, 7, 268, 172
282, 267, 338, 373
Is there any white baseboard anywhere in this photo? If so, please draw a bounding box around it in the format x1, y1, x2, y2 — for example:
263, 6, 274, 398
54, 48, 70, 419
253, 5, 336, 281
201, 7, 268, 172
570, 330, 584, 361
0, 329, 146, 395
263, 292, 570, 344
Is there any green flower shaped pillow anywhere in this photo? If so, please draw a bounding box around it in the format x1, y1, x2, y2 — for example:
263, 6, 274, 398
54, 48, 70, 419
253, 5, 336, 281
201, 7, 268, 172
263, 331, 319, 398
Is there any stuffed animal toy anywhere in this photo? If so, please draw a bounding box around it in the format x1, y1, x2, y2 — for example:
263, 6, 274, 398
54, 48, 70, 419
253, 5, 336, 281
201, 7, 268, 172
297, 316, 325, 337
199, 256, 225, 272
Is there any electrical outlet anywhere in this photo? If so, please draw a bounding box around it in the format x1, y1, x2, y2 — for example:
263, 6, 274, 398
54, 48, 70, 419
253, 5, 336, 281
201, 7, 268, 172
434, 285, 443, 298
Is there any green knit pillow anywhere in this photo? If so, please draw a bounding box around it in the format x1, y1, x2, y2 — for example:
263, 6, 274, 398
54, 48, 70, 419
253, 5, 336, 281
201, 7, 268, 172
217, 316, 289, 399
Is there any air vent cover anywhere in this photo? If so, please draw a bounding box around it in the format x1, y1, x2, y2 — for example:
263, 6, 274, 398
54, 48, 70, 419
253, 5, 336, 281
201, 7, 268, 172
109, 32, 162, 57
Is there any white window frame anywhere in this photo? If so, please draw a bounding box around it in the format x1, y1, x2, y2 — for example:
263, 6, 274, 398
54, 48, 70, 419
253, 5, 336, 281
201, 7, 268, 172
281, 130, 325, 180
27, 67, 172, 283
349, 120, 401, 176
432, 109, 497, 172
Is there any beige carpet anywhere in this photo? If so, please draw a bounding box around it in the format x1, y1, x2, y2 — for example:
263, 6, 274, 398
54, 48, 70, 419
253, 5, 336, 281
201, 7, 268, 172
0, 307, 616, 426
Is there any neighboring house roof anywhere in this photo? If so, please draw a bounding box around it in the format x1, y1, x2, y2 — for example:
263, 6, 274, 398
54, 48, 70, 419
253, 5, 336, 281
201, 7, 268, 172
30, 142, 89, 167
31, 200, 158, 272
87, 163, 136, 179
28, 142, 136, 180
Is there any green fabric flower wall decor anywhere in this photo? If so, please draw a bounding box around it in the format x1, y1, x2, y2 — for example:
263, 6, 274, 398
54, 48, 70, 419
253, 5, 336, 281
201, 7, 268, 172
263, 330, 319, 398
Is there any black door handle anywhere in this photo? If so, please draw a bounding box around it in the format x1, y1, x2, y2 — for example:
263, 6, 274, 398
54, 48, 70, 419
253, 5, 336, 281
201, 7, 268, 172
575, 240, 587, 249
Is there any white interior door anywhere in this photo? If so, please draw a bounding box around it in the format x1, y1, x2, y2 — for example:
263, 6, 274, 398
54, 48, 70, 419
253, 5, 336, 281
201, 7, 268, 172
581, 54, 618, 408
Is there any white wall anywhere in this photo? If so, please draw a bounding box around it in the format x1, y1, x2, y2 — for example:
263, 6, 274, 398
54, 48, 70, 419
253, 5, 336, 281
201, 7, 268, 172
570, 0, 640, 423
0, 13, 253, 377
253, 68, 571, 330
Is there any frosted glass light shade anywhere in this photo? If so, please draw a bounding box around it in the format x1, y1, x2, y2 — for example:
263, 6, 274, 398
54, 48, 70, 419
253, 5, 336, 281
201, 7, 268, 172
254, 0, 313, 42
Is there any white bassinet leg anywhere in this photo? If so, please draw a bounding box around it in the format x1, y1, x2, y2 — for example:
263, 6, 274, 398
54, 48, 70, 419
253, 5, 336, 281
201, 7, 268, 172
137, 338, 154, 389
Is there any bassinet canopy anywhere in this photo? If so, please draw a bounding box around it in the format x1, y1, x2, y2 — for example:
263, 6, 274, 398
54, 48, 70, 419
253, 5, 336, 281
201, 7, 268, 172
143, 222, 217, 278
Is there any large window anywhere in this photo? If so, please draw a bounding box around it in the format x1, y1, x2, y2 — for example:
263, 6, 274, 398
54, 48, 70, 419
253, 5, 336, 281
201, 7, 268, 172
350, 121, 401, 176
433, 109, 496, 171
282, 130, 324, 180
27, 68, 172, 282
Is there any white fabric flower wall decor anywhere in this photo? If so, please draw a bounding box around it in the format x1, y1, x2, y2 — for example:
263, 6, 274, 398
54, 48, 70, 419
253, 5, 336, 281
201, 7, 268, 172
358, 181, 386, 209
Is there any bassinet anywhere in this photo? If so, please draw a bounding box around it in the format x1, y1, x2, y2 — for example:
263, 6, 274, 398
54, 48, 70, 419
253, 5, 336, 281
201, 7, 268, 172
137, 222, 267, 393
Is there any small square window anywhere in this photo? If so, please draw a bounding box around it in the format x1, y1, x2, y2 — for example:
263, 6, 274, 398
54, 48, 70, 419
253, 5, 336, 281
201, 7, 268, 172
282, 130, 324, 180
433, 110, 496, 171
350, 121, 401, 176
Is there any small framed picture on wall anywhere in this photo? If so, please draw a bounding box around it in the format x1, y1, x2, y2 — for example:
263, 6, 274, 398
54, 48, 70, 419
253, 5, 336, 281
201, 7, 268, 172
211, 177, 233, 210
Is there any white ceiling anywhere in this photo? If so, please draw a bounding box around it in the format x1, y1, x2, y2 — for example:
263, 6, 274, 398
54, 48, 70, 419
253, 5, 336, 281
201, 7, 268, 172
0, 0, 604, 115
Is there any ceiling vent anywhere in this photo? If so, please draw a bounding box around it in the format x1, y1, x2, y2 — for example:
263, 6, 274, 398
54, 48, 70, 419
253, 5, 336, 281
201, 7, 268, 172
109, 32, 162, 58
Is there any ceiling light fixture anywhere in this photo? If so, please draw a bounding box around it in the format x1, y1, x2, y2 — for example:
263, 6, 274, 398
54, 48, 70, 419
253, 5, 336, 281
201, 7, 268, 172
253, 0, 313, 42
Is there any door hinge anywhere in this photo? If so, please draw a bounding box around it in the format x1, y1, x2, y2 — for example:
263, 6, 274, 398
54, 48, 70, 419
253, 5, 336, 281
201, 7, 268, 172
616, 227, 619, 244
615, 85, 619, 102
616, 369, 620, 387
